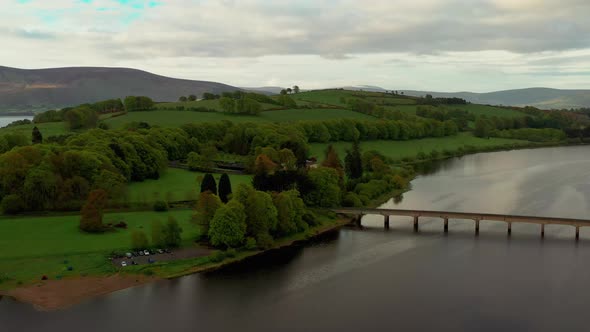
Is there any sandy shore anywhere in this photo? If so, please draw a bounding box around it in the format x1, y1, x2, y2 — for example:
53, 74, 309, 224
2, 274, 157, 311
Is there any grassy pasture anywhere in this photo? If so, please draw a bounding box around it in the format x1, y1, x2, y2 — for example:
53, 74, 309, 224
155, 99, 280, 111
0, 210, 196, 287
103, 109, 377, 129
0, 121, 68, 140
126, 168, 252, 204
309, 132, 529, 161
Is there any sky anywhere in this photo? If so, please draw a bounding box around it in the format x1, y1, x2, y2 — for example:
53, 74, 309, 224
1, 0, 590, 92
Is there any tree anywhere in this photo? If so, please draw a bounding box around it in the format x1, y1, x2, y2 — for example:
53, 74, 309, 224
322, 144, 344, 178
254, 154, 278, 176
131, 230, 149, 249
32, 126, 43, 144
179, 96, 188, 102
244, 190, 278, 244
188, 94, 197, 101
474, 118, 493, 138
286, 88, 292, 94
218, 173, 232, 203
208, 200, 247, 248
200, 173, 217, 194
219, 97, 235, 113
79, 189, 108, 233
151, 220, 165, 247
344, 141, 363, 179
273, 189, 306, 236
304, 167, 341, 207
163, 216, 183, 247
280, 89, 287, 95
1, 194, 25, 215
277, 95, 297, 108
193, 191, 222, 236
293, 85, 300, 94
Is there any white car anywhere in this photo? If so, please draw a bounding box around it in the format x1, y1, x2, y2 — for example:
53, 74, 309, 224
121, 261, 127, 267
144, 250, 150, 256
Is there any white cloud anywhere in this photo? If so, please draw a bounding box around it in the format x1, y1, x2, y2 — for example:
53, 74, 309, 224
0, 0, 589, 91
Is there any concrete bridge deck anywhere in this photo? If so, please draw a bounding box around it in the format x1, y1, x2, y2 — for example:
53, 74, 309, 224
332, 208, 590, 240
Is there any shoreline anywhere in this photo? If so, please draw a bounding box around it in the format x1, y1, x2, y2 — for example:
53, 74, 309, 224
0, 218, 351, 311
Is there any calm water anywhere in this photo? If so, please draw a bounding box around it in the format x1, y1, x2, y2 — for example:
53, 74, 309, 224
3, 146, 590, 331
0, 116, 34, 128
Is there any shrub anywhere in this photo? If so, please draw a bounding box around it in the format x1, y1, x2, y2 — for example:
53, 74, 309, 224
342, 192, 363, 207
245, 237, 258, 250
256, 232, 274, 250
153, 200, 168, 212
1, 194, 25, 215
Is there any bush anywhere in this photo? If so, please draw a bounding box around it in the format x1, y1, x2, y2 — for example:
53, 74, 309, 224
210, 251, 226, 263
303, 211, 319, 226
225, 248, 237, 258
342, 192, 363, 207
245, 237, 258, 250
1, 194, 25, 215
256, 232, 274, 250
153, 200, 168, 212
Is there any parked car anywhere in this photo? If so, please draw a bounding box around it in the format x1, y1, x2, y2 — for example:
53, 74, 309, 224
139, 251, 144, 256
126, 252, 132, 258
157, 249, 164, 254
164, 248, 171, 254
144, 250, 150, 256
121, 261, 127, 267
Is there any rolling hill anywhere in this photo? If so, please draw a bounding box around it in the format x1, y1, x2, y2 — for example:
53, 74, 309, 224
400, 88, 590, 110
0, 66, 240, 112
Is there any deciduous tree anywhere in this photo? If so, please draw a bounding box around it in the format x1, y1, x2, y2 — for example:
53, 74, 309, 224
79, 189, 108, 233
193, 191, 222, 236
208, 200, 247, 248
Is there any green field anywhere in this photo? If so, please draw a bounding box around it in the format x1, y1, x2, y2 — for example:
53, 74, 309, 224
156, 98, 280, 111
127, 168, 252, 203
309, 133, 530, 161
103, 108, 376, 129
382, 104, 525, 118
0, 210, 196, 286
0, 121, 68, 140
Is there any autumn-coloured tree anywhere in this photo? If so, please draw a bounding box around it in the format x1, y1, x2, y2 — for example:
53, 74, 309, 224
254, 154, 278, 176
321, 145, 344, 178
79, 189, 108, 233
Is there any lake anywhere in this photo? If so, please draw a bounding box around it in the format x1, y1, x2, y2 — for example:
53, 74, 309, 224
2, 146, 590, 331
0, 116, 34, 128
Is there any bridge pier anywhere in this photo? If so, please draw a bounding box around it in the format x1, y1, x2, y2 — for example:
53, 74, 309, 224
384, 215, 390, 229
576, 226, 580, 241
413, 216, 419, 232
541, 224, 545, 238
507, 222, 512, 236
444, 218, 449, 233
475, 219, 480, 236
355, 215, 363, 227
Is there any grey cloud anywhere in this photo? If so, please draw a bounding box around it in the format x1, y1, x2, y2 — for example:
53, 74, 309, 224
98, 0, 589, 60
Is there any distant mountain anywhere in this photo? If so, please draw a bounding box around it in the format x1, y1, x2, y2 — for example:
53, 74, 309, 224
0, 66, 240, 112
400, 88, 590, 110
241, 86, 285, 95
339, 85, 389, 93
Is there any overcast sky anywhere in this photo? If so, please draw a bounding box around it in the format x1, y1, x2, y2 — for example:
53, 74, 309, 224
2, 0, 589, 91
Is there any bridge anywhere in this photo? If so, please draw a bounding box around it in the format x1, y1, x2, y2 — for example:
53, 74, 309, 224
332, 208, 590, 240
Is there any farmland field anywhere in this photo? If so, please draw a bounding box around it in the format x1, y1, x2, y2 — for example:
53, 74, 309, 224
309, 132, 529, 161
103, 108, 377, 129
126, 168, 252, 203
